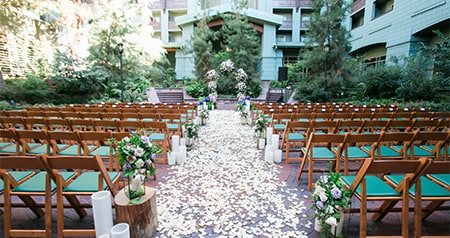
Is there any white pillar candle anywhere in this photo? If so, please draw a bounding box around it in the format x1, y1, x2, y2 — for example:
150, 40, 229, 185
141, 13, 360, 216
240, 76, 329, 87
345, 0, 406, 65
258, 138, 265, 150
272, 134, 279, 150
91, 191, 113, 238
265, 147, 274, 163
171, 135, 180, 152
168, 151, 176, 165
110, 223, 130, 238
180, 138, 186, 146
274, 149, 282, 163
177, 146, 187, 164
266, 127, 273, 146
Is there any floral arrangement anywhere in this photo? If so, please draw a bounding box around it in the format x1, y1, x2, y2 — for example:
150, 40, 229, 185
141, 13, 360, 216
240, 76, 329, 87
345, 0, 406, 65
111, 129, 162, 178
312, 165, 351, 237
199, 107, 209, 120
252, 114, 268, 135
184, 121, 199, 139
236, 101, 248, 122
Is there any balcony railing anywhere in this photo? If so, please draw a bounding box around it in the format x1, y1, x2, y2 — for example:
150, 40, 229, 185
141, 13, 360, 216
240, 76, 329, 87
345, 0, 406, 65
351, 0, 365, 13
273, 0, 312, 8
280, 20, 293, 29
149, 0, 187, 9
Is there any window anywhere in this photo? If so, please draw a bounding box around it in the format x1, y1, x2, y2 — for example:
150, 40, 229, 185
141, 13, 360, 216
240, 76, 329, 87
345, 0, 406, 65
373, 0, 394, 19
363, 55, 386, 67
351, 10, 364, 29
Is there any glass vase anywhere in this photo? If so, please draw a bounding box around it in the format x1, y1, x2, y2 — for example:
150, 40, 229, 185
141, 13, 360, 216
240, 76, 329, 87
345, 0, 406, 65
124, 171, 146, 203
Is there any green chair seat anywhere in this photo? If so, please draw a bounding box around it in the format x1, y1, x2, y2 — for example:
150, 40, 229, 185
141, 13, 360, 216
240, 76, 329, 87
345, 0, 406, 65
274, 124, 285, 131
149, 133, 165, 141
288, 133, 305, 141
427, 174, 450, 186
363, 146, 401, 157
386, 175, 450, 197
64, 172, 119, 192
167, 124, 179, 130
342, 175, 400, 197
307, 147, 336, 159
0, 142, 13, 149
13, 171, 76, 193
343, 147, 370, 158
0, 171, 35, 191
88, 146, 111, 157
392, 145, 435, 157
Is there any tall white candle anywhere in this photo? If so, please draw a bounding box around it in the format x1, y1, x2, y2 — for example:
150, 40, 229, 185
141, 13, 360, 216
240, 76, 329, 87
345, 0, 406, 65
91, 191, 113, 237
168, 151, 176, 165
177, 146, 187, 164
266, 127, 273, 146
110, 223, 130, 238
180, 138, 186, 146
258, 138, 265, 150
172, 135, 180, 152
272, 134, 279, 150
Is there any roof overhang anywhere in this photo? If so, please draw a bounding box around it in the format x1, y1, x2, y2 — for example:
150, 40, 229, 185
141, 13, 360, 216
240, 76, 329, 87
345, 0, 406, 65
176, 5, 284, 27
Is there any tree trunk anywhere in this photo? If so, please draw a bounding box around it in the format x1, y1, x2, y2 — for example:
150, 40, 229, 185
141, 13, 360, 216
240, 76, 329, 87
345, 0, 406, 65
114, 187, 158, 238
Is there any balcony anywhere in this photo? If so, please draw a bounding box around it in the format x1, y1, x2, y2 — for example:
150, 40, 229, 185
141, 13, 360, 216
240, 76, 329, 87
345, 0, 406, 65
149, 0, 187, 9
168, 21, 180, 31
280, 20, 293, 29
152, 22, 161, 31
273, 0, 312, 8
351, 0, 365, 13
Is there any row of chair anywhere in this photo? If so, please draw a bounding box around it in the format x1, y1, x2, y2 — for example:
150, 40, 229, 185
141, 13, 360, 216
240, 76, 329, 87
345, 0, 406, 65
1, 115, 182, 134
0, 127, 169, 166
2, 108, 196, 120
0, 154, 119, 237
296, 131, 449, 191
260, 110, 449, 125
254, 102, 432, 112
342, 157, 450, 237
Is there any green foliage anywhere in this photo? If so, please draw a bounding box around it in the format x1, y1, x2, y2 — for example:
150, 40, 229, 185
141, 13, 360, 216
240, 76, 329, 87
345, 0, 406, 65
185, 80, 209, 98
0, 76, 54, 104
190, 17, 216, 83
361, 65, 402, 99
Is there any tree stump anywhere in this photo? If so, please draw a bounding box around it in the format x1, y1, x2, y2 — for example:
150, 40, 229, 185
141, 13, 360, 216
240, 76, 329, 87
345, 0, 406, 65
114, 186, 158, 238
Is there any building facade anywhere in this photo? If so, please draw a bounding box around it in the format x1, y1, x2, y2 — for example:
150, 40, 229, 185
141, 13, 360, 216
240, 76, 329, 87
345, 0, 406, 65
149, 0, 314, 81
348, 0, 450, 65
149, 0, 449, 80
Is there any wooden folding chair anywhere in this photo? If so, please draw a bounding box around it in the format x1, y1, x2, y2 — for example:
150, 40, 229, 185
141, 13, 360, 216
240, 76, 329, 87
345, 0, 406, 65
341, 133, 380, 175
45, 118, 71, 131
39, 155, 120, 237
385, 160, 450, 238
23, 117, 48, 131
297, 133, 346, 191
46, 130, 86, 156
0, 128, 20, 155
93, 119, 120, 132
118, 119, 143, 133
398, 131, 450, 160
0, 155, 77, 238
341, 157, 431, 238
78, 130, 117, 171
14, 129, 52, 155
282, 121, 310, 164
159, 113, 182, 136
271, 113, 292, 135
141, 121, 169, 164
373, 131, 417, 160
1, 116, 26, 130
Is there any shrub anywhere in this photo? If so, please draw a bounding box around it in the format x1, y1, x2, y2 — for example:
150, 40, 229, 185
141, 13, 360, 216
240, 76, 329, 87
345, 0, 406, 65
362, 65, 402, 99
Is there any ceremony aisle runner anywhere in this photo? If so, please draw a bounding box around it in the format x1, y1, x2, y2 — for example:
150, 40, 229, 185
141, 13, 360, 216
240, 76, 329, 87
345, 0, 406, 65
156, 110, 310, 237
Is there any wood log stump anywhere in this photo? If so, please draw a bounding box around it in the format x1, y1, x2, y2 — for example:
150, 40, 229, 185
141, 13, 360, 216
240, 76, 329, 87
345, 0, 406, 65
114, 186, 158, 238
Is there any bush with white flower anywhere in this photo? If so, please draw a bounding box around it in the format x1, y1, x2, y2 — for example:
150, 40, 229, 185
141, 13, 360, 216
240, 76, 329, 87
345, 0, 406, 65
312, 165, 351, 237
111, 129, 163, 178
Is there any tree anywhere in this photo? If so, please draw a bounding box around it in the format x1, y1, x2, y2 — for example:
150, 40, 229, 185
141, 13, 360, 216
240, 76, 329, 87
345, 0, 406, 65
221, 7, 262, 98
294, 0, 351, 102
190, 16, 216, 83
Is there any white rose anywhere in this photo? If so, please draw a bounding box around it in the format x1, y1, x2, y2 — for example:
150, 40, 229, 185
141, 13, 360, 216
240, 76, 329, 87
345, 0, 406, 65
135, 159, 145, 168
314, 185, 328, 202
134, 147, 144, 157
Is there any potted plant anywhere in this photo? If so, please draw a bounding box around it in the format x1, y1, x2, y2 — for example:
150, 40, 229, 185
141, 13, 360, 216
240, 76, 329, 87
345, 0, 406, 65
312, 164, 351, 237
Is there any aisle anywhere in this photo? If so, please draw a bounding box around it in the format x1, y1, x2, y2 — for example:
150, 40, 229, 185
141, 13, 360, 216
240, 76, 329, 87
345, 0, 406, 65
156, 110, 310, 237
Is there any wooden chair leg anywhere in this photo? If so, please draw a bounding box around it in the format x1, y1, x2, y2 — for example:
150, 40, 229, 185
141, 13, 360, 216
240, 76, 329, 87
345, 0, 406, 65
361, 178, 367, 238
296, 155, 307, 180
414, 178, 421, 238
422, 200, 445, 220
401, 179, 409, 238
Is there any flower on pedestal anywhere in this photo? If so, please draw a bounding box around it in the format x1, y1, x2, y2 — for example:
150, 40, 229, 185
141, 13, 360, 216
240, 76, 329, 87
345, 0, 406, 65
110, 129, 162, 202
183, 120, 199, 149
199, 107, 209, 125
312, 164, 351, 237
252, 114, 268, 138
